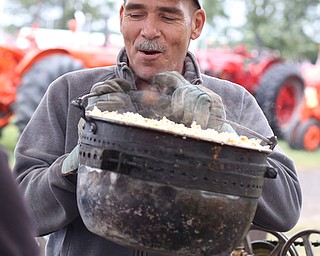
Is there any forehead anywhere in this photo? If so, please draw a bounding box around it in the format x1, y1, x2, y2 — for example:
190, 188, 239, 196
124, 0, 193, 9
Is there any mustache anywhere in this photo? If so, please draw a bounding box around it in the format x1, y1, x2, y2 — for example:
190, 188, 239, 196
137, 40, 166, 52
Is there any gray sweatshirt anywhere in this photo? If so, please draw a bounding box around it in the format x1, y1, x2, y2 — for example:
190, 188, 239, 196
13, 49, 302, 256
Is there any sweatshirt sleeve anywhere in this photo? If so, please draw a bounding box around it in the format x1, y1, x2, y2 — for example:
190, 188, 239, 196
236, 86, 302, 232
203, 75, 302, 232
12, 75, 82, 236
253, 147, 302, 231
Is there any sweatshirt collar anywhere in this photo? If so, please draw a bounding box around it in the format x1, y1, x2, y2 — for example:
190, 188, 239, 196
116, 47, 203, 85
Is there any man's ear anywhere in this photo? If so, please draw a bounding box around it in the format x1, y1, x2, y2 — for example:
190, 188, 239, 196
119, 5, 125, 33
191, 9, 206, 40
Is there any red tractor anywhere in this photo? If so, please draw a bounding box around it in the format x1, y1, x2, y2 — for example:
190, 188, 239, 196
195, 45, 305, 138
284, 62, 320, 151
0, 26, 120, 134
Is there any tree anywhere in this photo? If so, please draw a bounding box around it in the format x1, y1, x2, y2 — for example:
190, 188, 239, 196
241, 0, 320, 62
202, 0, 227, 28
198, 0, 320, 61
5, 0, 117, 32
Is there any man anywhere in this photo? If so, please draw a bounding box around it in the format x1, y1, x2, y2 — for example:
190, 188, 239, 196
13, 0, 302, 255
0, 147, 40, 256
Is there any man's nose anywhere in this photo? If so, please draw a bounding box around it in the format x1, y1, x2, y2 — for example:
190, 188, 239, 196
141, 16, 161, 39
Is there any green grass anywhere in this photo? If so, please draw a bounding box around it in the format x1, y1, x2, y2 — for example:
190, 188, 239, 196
0, 122, 319, 169
278, 140, 319, 170
0, 123, 19, 166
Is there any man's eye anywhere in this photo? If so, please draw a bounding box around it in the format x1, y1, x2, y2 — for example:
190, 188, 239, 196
128, 13, 145, 20
161, 16, 177, 22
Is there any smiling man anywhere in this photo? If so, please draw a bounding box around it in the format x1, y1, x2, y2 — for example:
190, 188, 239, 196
13, 0, 302, 256
120, 0, 205, 88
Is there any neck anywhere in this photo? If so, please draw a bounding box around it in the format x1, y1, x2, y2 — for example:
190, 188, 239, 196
135, 76, 153, 91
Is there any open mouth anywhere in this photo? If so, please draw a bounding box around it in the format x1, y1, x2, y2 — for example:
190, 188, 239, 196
140, 50, 162, 55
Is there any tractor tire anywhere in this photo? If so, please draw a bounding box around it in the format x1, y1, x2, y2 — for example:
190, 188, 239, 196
255, 63, 304, 138
285, 121, 301, 150
295, 119, 320, 151
14, 54, 84, 133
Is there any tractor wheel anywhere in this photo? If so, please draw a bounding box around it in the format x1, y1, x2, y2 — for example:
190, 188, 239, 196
14, 54, 84, 133
295, 119, 320, 151
285, 121, 302, 150
255, 63, 304, 138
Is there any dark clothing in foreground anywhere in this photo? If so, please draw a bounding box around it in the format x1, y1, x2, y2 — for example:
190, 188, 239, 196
0, 147, 40, 256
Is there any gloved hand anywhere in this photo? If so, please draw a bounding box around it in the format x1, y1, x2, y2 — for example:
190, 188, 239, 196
131, 71, 234, 132
129, 72, 177, 119
86, 78, 133, 112
62, 79, 134, 176
60, 119, 85, 176
61, 145, 80, 176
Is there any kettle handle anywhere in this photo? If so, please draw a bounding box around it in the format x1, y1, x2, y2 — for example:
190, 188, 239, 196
71, 93, 98, 121
215, 117, 278, 150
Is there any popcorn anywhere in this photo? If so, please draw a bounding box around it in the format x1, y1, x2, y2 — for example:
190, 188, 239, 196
88, 108, 269, 151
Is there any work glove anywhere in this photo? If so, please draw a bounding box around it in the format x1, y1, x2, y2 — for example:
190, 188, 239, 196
86, 78, 133, 112
61, 79, 134, 176
60, 119, 85, 176
61, 145, 80, 176
129, 73, 177, 119
130, 71, 234, 132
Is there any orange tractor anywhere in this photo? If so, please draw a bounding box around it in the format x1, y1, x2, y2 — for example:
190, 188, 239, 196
284, 61, 320, 151
0, 26, 120, 134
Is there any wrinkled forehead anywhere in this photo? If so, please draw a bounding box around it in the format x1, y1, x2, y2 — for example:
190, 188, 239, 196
123, 0, 200, 8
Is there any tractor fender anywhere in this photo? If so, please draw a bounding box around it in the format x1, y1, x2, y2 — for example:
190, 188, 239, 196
14, 48, 73, 78
252, 58, 284, 82
0, 45, 25, 65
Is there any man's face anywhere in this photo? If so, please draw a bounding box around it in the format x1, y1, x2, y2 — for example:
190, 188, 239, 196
120, 0, 205, 83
